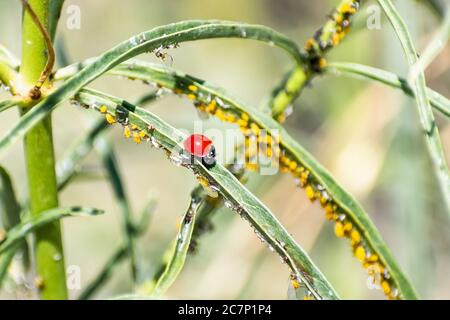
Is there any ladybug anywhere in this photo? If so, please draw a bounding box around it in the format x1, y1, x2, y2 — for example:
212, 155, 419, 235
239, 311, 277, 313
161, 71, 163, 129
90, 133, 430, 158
183, 134, 216, 168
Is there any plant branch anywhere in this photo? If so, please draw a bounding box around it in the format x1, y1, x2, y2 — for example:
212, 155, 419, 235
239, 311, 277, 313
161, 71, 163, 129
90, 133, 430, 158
325, 62, 450, 117
378, 0, 450, 217
20, 0, 55, 99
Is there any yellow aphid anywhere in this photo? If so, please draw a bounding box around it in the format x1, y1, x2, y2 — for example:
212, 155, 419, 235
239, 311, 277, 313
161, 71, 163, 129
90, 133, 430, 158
289, 161, 298, 171
381, 281, 391, 295
196, 103, 206, 111
237, 119, 248, 127
326, 212, 338, 221
305, 38, 315, 50
250, 123, 260, 135
334, 221, 345, 238
139, 130, 147, 138
131, 124, 138, 130
281, 156, 290, 165
291, 279, 300, 289
187, 93, 196, 100
368, 254, 379, 262
319, 195, 328, 206
354, 246, 366, 262
340, 3, 353, 14
305, 185, 316, 201
197, 176, 209, 187
206, 101, 217, 113
188, 84, 198, 92
303, 295, 314, 300
214, 108, 223, 117
246, 163, 259, 171
318, 58, 327, 69
332, 33, 340, 46
241, 113, 249, 121
34, 276, 45, 290
240, 127, 252, 136
123, 126, 131, 138
324, 204, 335, 214
277, 114, 286, 123
105, 114, 116, 124
300, 171, 310, 183
343, 221, 352, 231
280, 166, 290, 173
133, 133, 141, 144
226, 113, 236, 123
99, 105, 108, 113
350, 229, 361, 243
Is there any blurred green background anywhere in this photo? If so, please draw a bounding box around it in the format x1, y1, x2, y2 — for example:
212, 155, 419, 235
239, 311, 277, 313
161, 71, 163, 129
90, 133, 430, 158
0, 0, 449, 299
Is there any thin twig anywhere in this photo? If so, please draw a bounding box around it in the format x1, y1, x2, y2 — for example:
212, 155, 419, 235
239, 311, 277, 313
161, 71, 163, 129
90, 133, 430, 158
20, 0, 55, 99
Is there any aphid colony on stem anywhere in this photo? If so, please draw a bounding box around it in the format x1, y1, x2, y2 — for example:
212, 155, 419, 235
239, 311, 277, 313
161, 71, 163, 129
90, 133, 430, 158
167, 78, 400, 299
78, 66, 399, 299
74, 96, 323, 299
304, 0, 360, 73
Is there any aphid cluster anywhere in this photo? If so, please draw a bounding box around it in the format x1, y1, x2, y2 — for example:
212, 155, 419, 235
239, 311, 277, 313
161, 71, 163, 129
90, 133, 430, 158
304, 0, 360, 72
80, 65, 399, 299
101, 101, 149, 144
279, 150, 399, 299
167, 76, 401, 299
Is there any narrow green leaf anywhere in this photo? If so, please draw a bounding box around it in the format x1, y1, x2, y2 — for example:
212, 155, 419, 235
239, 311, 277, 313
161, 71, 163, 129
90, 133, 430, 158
70, 60, 417, 298
150, 198, 199, 297
0, 166, 21, 230
0, 44, 20, 70
0, 207, 103, 255
0, 100, 18, 114
56, 91, 159, 190
378, 0, 450, 217
75, 88, 339, 300
325, 62, 450, 117
409, 6, 450, 81
0, 20, 301, 154
0, 166, 24, 287
62, 57, 428, 299
0, 246, 17, 286
79, 195, 157, 300
48, 0, 66, 41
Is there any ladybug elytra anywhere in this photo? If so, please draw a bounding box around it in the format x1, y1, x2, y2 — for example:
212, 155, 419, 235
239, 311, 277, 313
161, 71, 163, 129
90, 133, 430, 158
183, 134, 216, 168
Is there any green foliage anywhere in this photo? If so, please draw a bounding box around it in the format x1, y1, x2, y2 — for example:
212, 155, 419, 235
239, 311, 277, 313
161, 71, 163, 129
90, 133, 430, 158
0, 0, 448, 300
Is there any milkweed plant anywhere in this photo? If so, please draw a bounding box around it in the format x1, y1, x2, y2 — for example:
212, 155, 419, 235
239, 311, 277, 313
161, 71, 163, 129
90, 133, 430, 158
0, 0, 449, 300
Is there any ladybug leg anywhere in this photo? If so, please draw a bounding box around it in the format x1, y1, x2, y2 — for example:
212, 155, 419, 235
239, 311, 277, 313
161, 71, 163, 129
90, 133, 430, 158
202, 145, 216, 168
179, 149, 195, 166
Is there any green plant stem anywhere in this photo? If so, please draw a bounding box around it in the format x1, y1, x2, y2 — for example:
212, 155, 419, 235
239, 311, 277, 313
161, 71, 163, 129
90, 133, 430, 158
20, 0, 67, 299
267, 0, 361, 120
325, 62, 450, 117
410, 6, 450, 80
378, 0, 450, 216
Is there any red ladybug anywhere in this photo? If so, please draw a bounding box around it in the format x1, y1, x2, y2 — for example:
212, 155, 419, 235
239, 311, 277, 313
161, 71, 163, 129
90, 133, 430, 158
183, 134, 216, 168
